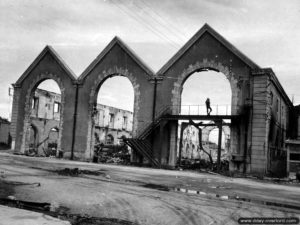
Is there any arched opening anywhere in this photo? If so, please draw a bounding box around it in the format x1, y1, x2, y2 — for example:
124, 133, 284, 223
47, 127, 59, 156
119, 135, 127, 145
106, 134, 114, 145
181, 70, 231, 115
177, 70, 232, 170
23, 79, 62, 156
27, 124, 38, 155
92, 75, 134, 164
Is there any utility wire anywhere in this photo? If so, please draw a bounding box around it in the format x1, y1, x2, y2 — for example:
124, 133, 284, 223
138, 0, 186, 37
120, 1, 180, 48
110, 0, 179, 50
132, 0, 187, 43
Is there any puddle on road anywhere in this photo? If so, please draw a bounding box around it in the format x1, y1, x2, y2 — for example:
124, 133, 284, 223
0, 180, 14, 197
231, 196, 300, 211
142, 183, 170, 192
173, 186, 300, 211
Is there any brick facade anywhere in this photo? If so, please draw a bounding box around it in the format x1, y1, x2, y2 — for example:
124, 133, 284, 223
10, 24, 294, 175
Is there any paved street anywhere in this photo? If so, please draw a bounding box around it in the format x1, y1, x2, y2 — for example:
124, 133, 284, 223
0, 152, 299, 225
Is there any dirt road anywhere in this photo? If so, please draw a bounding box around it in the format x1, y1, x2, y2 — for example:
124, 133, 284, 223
0, 152, 299, 225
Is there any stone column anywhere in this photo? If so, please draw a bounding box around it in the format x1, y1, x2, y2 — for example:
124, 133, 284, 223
168, 121, 178, 168
10, 85, 21, 152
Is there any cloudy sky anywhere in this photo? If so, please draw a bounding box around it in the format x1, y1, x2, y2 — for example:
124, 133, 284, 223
1, 0, 300, 118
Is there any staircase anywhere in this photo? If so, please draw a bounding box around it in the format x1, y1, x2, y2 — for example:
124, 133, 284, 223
123, 106, 171, 167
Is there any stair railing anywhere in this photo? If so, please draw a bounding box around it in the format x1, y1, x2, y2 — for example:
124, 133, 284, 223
136, 105, 172, 139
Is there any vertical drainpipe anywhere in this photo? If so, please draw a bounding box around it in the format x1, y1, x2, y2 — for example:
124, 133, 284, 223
243, 107, 249, 173
151, 77, 158, 164
71, 82, 79, 160
244, 70, 254, 173
152, 77, 157, 123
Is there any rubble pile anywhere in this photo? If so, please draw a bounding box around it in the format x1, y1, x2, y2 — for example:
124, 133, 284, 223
94, 144, 130, 165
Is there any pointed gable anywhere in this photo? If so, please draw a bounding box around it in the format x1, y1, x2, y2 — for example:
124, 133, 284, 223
79, 37, 154, 81
15, 45, 77, 86
158, 23, 260, 75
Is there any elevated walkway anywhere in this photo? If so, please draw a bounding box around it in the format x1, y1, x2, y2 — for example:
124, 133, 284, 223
124, 105, 240, 168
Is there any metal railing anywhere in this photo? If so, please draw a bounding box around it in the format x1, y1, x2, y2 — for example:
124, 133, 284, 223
135, 104, 232, 138
136, 105, 171, 138
180, 104, 231, 116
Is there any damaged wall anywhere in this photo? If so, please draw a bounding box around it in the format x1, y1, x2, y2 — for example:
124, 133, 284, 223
10, 24, 295, 176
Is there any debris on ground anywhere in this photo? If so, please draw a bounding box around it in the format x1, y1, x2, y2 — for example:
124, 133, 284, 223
55, 168, 105, 177
71, 217, 139, 225
177, 158, 229, 173
142, 183, 170, 192
0, 197, 138, 225
94, 144, 130, 165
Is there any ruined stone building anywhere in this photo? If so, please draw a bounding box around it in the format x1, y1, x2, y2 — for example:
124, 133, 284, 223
0, 117, 10, 146
27, 88, 133, 155
286, 105, 300, 176
27, 88, 61, 154
10, 24, 300, 176
93, 104, 133, 145
178, 124, 230, 163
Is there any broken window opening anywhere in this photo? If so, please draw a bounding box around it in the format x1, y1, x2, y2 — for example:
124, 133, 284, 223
54, 102, 60, 113
123, 116, 128, 129
31, 97, 38, 109
106, 134, 114, 145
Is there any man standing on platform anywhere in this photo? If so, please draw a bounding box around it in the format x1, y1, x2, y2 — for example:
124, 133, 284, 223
205, 98, 212, 115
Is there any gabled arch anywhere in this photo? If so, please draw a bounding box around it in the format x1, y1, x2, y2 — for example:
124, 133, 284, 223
170, 59, 239, 115
15, 46, 77, 86
85, 67, 140, 153
158, 23, 260, 75
156, 24, 262, 116
11, 46, 77, 155
76, 36, 155, 158
79, 36, 154, 82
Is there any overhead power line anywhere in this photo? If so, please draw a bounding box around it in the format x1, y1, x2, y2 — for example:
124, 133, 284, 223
132, 0, 187, 43
109, 0, 180, 50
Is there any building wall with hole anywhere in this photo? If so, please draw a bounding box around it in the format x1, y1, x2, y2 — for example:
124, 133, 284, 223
93, 104, 133, 145
10, 27, 295, 176
75, 43, 154, 159
10, 50, 77, 155
155, 32, 252, 169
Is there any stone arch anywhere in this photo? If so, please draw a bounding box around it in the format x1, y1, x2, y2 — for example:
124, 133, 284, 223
47, 126, 60, 151
20, 72, 65, 153
86, 66, 140, 154
170, 59, 239, 115
202, 124, 230, 143
27, 123, 39, 150
106, 134, 114, 145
